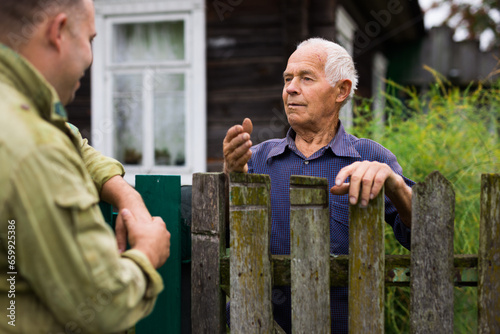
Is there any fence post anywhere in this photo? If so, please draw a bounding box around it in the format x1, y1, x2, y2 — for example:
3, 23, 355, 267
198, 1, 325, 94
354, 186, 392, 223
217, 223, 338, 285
229, 172, 273, 333
135, 175, 182, 333
478, 173, 500, 333
191, 173, 227, 333
410, 171, 455, 334
349, 185, 385, 333
290, 176, 330, 333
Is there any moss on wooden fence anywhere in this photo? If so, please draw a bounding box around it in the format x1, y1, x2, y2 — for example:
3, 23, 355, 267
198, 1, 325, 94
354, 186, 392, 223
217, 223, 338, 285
191, 172, 499, 333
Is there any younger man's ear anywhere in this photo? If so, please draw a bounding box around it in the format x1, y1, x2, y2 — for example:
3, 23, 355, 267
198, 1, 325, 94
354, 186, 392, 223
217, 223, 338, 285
47, 13, 68, 51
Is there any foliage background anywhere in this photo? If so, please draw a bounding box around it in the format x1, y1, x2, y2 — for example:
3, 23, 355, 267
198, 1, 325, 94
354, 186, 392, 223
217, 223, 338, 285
350, 71, 499, 333
425, 0, 500, 51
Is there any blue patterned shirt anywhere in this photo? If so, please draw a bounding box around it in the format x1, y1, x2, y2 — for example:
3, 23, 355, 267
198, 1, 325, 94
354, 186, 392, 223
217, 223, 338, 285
247, 122, 414, 333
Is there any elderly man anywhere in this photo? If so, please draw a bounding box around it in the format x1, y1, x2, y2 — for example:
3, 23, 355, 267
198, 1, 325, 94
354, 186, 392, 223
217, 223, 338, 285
0, 0, 170, 332
223, 37, 413, 333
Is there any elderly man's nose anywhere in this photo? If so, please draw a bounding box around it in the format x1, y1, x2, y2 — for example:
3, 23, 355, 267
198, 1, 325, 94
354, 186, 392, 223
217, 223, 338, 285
286, 78, 300, 94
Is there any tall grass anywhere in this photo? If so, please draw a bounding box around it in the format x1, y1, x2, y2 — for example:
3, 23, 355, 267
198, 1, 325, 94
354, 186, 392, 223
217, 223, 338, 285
350, 74, 499, 333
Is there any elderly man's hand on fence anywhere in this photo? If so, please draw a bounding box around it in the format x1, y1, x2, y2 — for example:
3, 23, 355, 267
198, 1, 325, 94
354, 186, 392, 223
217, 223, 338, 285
330, 161, 401, 205
330, 160, 412, 227
330, 161, 392, 207
223, 118, 253, 173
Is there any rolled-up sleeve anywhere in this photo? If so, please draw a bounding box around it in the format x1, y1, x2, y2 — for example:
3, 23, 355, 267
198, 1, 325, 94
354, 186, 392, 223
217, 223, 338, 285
7, 144, 162, 332
67, 123, 125, 193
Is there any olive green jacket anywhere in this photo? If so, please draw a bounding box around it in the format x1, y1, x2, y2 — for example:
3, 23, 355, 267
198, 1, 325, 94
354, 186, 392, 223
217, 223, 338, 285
0, 44, 163, 333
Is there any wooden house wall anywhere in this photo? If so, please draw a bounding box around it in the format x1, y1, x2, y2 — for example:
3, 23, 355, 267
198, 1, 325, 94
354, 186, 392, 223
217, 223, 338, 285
205, 0, 286, 172
67, 0, 425, 174
67, 69, 92, 142
205, 0, 342, 172
387, 26, 500, 89
68, 0, 342, 173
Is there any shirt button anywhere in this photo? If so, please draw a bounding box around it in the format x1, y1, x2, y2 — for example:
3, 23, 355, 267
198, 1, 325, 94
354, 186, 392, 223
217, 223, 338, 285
304, 161, 309, 165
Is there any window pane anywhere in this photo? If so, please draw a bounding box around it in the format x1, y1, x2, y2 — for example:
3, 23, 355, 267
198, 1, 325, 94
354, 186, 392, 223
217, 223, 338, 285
113, 73, 143, 165
113, 21, 184, 63
153, 73, 185, 166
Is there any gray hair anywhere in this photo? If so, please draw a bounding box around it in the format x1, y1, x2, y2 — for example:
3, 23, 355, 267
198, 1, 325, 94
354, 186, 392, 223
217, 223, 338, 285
297, 37, 358, 100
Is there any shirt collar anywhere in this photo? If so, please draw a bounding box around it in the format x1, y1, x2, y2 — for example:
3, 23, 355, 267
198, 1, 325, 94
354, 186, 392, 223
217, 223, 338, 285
265, 121, 361, 161
0, 44, 68, 124
329, 121, 362, 158
264, 132, 290, 162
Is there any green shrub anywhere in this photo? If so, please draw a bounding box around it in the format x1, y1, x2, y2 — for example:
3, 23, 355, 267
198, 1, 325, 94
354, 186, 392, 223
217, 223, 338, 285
351, 73, 499, 333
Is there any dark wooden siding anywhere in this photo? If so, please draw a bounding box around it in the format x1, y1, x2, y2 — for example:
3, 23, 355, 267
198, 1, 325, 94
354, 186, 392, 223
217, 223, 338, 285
206, 0, 287, 172
206, 0, 344, 171
387, 26, 500, 89
66, 68, 92, 142
69, 0, 424, 173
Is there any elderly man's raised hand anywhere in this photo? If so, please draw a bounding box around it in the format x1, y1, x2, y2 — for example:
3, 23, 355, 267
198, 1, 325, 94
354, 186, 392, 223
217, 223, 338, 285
223, 118, 253, 173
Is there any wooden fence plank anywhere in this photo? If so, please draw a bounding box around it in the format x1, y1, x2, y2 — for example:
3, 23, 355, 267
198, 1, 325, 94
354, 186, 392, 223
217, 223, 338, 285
135, 175, 182, 334
290, 176, 330, 333
410, 171, 455, 334
191, 173, 227, 334
349, 185, 385, 334
220, 254, 478, 288
229, 172, 273, 333
478, 173, 500, 333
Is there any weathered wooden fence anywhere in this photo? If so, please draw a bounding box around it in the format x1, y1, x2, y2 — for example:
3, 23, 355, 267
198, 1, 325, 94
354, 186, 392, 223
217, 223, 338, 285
191, 171, 500, 333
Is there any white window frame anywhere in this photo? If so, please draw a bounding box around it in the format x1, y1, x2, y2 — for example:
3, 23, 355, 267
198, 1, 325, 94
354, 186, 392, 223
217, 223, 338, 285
91, 0, 206, 185
335, 6, 357, 131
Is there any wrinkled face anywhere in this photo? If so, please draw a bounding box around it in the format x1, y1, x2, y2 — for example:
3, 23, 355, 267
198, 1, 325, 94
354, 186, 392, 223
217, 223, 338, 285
282, 45, 338, 132
58, 0, 96, 105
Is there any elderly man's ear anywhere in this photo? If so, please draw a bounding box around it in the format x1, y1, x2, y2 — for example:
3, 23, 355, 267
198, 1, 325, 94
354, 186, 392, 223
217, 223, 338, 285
335, 79, 352, 103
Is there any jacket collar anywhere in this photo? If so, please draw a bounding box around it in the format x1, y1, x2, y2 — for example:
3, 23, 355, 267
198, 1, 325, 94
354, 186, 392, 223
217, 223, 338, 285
0, 44, 68, 124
